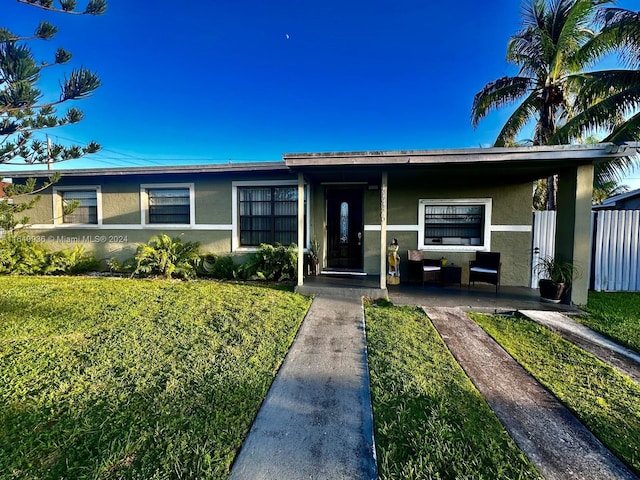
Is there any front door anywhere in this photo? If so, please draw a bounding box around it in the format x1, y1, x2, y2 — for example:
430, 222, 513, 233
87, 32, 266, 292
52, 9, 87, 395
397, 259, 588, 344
326, 188, 364, 270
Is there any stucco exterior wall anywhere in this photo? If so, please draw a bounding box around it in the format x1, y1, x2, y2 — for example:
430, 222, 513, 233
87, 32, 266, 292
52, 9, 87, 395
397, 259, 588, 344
358, 177, 533, 286
23, 229, 232, 264
16, 169, 533, 285
99, 179, 140, 224
18, 171, 297, 266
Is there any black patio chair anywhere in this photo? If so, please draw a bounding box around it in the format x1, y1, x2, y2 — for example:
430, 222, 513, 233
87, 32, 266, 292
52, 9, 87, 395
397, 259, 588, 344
468, 251, 501, 293
407, 249, 441, 286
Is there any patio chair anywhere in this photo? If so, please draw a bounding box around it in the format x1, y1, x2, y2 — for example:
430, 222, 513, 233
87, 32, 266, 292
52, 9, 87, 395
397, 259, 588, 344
407, 250, 442, 286
469, 251, 501, 293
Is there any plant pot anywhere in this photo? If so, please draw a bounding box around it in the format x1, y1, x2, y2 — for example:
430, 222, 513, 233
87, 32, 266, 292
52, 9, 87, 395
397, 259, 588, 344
538, 279, 565, 303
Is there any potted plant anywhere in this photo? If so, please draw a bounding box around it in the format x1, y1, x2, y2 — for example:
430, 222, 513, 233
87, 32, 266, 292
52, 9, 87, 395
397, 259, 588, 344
533, 256, 581, 303
308, 239, 321, 276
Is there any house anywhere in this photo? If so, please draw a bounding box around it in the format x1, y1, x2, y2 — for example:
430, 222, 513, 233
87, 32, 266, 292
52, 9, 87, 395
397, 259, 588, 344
593, 188, 640, 210
3, 144, 635, 305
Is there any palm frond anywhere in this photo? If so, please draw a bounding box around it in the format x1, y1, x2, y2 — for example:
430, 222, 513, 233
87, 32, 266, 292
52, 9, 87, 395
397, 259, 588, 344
573, 69, 640, 107
555, 0, 603, 75
597, 7, 640, 68
508, 29, 549, 77
494, 92, 540, 146
552, 72, 640, 143
577, 7, 637, 67
604, 110, 640, 143
471, 76, 534, 127
594, 145, 639, 185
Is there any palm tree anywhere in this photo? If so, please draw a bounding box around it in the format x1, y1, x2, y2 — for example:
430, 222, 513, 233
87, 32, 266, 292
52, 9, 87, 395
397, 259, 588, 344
471, 0, 639, 209
592, 179, 629, 205
554, 7, 640, 184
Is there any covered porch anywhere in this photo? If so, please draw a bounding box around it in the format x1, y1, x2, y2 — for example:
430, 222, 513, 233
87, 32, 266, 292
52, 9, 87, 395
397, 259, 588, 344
288, 144, 635, 306
296, 273, 581, 313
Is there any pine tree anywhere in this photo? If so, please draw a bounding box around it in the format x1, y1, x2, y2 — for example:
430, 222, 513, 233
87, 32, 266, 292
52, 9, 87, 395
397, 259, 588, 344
1, 0, 106, 165
0, 0, 106, 232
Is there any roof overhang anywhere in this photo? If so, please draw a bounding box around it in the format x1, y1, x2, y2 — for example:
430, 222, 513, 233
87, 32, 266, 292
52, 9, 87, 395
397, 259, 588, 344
2, 144, 637, 185
2, 161, 289, 179
284, 144, 638, 184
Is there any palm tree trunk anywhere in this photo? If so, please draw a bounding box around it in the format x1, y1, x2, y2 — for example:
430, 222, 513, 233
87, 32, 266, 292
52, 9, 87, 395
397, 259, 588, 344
547, 174, 558, 210
538, 92, 558, 210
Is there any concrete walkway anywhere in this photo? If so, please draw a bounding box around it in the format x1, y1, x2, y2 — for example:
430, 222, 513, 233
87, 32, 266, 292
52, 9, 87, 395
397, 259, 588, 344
424, 306, 637, 480
520, 310, 640, 383
229, 296, 377, 480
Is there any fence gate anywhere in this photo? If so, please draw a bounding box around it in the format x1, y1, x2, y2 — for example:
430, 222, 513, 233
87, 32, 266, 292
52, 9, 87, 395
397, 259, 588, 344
530, 210, 557, 288
593, 210, 640, 292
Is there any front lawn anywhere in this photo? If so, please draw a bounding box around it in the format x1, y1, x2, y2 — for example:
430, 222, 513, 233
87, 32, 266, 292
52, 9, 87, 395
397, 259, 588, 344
583, 292, 640, 352
0, 277, 311, 479
471, 312, 640, 476
366, 302, 540, 479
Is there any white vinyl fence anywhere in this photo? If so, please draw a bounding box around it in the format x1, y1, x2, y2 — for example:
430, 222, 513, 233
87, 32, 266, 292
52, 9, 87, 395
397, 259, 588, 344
593, 210, 640, 292
531, 209, 640, 292
530, 210, 557, 288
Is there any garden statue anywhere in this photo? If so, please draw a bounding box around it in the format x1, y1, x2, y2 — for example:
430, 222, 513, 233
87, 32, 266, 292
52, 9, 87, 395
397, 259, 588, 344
387, 238, 400, 285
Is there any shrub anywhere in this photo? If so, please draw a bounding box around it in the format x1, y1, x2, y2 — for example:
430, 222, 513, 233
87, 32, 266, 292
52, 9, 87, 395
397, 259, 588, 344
239, 243, 297, 281
107, 256, 136, 274
132, 234, 201, 279
199, 254, 237, 280
0, 233, 98, 275
0, 233, 47, 274
46, 246, 100, 274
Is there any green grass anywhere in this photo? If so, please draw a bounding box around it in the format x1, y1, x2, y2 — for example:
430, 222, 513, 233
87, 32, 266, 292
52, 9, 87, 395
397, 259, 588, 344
582, 291, 640, 352
365, 302, 540, 479
0, 277, 311, 480
471, 312, 640, 475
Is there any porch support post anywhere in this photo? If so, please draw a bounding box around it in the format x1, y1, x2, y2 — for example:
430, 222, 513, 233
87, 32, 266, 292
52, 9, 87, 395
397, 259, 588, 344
380, 171, 388, 290
297, 172, 305, 287
555, 164, 594, 305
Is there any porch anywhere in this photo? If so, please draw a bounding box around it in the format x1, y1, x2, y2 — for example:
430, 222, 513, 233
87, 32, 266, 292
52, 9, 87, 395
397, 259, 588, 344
296, 274, 581, 313
287, 145, 636, 306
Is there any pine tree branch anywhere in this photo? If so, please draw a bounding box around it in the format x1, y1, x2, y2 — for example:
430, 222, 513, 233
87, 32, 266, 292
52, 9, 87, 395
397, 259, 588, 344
1, 66, 99, 112
16, 0, 107, 16
1, 100, 64, 114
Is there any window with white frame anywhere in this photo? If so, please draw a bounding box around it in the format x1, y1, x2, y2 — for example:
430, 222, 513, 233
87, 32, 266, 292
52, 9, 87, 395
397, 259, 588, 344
54, 187, 101, 225
141, 184, 194, 225
418, 199, 492, 250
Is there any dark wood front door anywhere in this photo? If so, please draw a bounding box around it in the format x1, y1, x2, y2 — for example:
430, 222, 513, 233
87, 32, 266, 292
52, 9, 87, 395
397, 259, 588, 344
326, 188, 364, 270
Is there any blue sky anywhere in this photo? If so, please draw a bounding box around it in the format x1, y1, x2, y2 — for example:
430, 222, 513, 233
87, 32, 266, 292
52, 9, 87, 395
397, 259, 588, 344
3, 0, 640, 187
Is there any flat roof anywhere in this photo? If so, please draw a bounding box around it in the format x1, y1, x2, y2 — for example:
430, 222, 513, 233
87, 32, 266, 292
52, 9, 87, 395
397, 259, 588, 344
283, 144, 634, 167
3, 144, 637, 180
2, 161, 288, 179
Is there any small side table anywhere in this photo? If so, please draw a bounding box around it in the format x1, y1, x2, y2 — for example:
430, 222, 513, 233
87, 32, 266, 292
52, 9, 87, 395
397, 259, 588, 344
441, 265, 462, 287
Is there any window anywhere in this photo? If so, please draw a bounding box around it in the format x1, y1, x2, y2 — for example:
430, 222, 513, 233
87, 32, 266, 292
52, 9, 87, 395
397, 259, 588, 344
340, 201, 349, 244
148, 188, 190, 224
141, 184, 194, 225
238, 185, 304, 246
418, 199, 492, 251
53, 187, 101, 225
62, 190, 98, 224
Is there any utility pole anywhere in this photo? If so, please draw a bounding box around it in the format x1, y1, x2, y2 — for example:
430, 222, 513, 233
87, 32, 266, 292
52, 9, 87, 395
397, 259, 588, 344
47, 136, 53, 171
